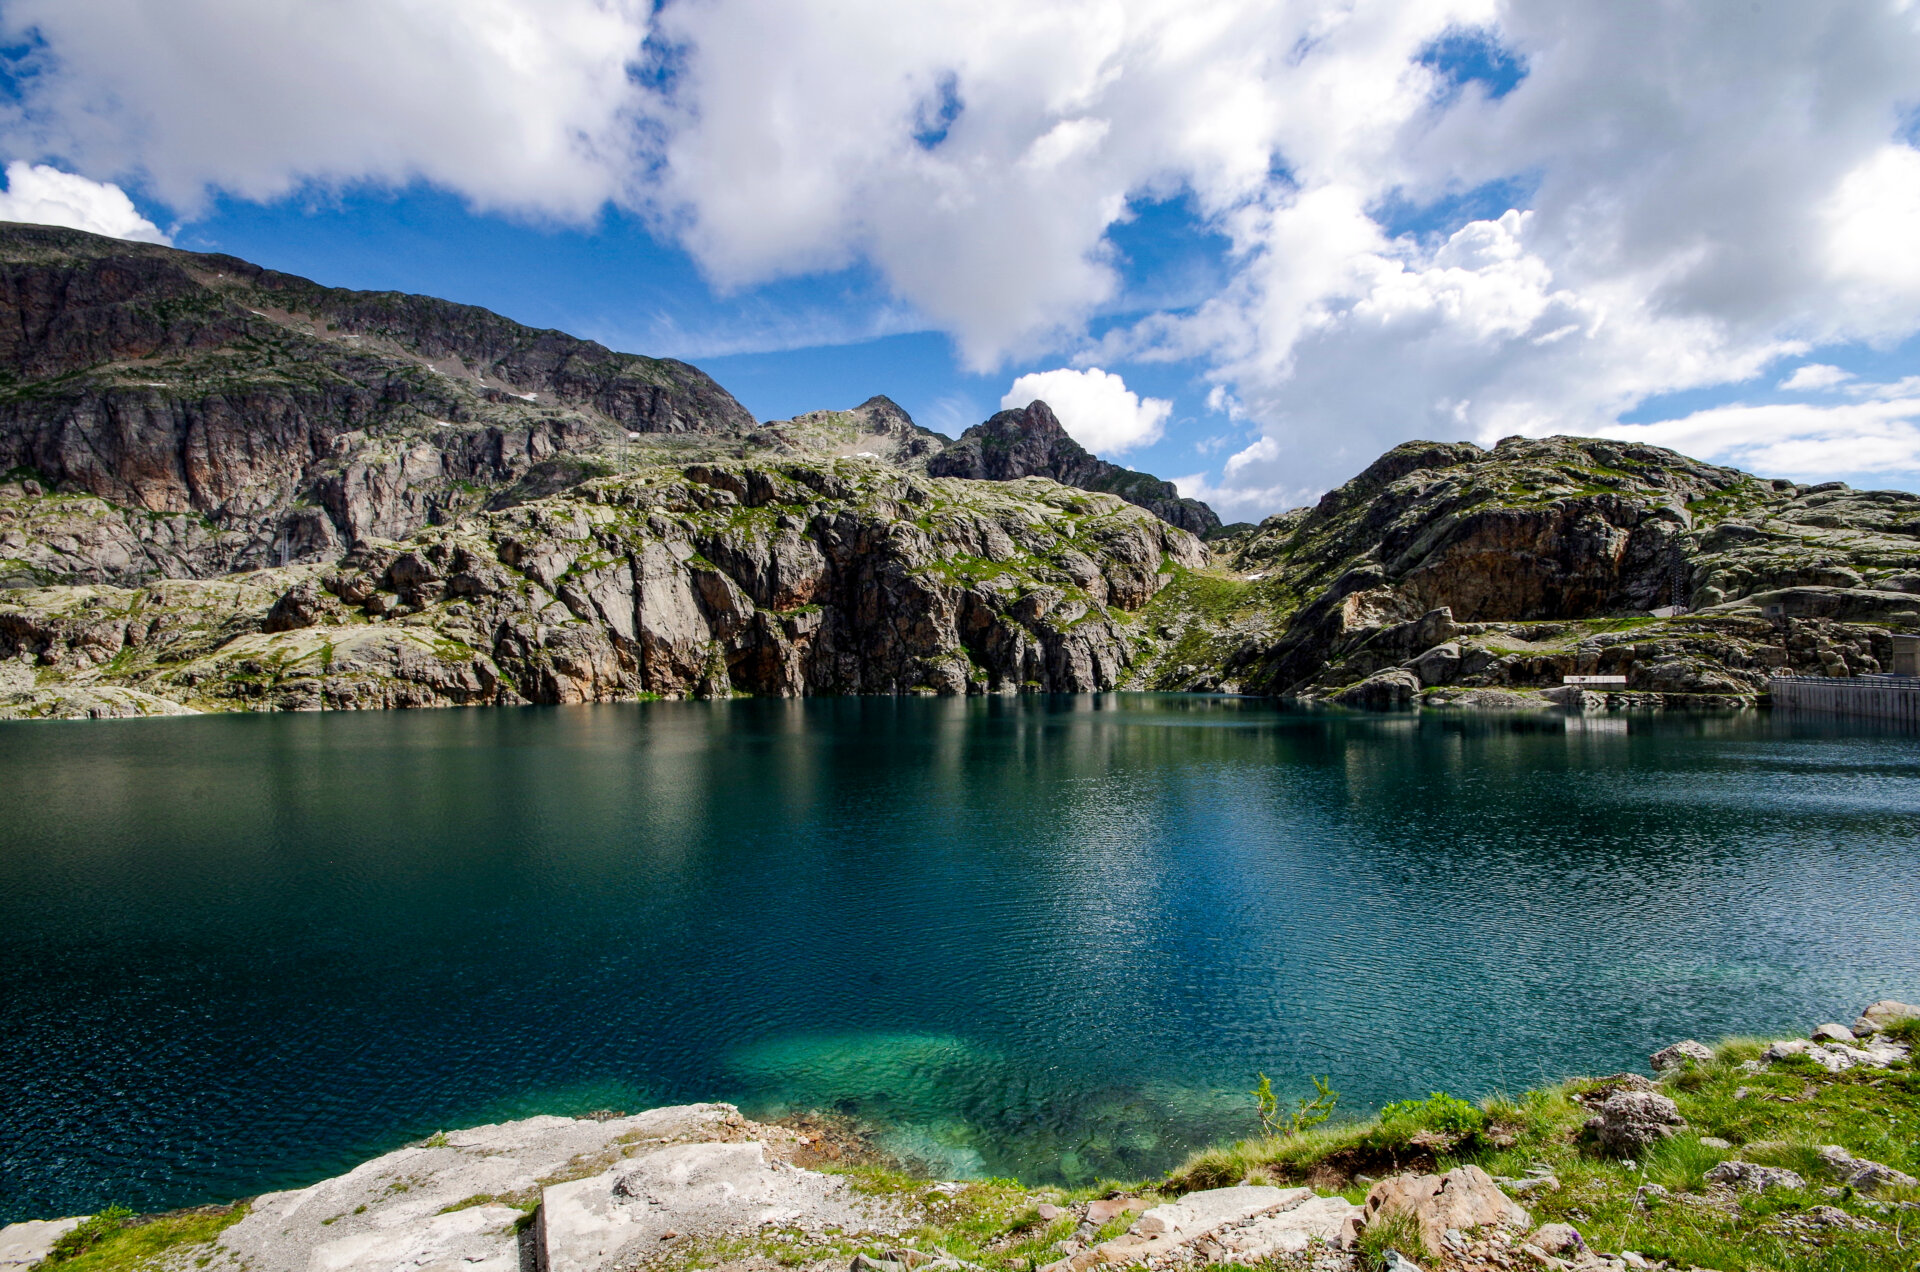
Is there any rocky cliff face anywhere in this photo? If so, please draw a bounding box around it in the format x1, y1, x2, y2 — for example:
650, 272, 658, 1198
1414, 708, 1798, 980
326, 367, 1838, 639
1124, 435, 1920, 704
929, 401, 1222, 536
0, 222, 755, 577
0, 458, 1205, 714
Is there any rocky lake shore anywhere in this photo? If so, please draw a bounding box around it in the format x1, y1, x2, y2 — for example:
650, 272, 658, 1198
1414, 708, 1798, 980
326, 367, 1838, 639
5, 1001, 1914, 1272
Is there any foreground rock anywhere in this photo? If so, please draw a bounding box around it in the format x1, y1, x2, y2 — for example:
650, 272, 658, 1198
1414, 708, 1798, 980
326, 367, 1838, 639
216, 1104, 902, 1272
1342, 1166, 1528, 1256
0, 1217, 81, 1271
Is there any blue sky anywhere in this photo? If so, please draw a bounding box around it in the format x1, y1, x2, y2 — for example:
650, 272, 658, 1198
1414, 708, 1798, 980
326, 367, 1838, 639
2, 1, 1919, 517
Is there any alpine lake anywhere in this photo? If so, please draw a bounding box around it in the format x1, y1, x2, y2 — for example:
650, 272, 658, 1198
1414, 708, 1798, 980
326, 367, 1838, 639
3, 696, 1918, 1223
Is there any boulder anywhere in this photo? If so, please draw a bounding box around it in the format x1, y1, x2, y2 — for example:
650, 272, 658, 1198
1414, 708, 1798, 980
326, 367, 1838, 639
1852, 1000, 1920, 1035
1409, 642, 1462, 687
1649, 1040, 1714, 1072
1341, 1166, 1528, 1254
1704, 1161, 1806, 1193
1809, 1023, 1856, 1044
1582, 1090, 1686, 1156
1817, 1145, 1919, 1194
1334, 667, 1420, 710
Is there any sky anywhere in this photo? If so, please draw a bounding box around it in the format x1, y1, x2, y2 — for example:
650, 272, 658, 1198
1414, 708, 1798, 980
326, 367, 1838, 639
2, 1, 1920, 521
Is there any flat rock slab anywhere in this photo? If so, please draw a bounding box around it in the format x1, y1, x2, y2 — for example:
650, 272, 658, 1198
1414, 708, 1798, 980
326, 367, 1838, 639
0, 1217, 83, 1270
217, 1104, 768, 1272
541, 1141, 893, 1272
1206, 1195, 1360, 1260
1059, 1186, 1355, 1269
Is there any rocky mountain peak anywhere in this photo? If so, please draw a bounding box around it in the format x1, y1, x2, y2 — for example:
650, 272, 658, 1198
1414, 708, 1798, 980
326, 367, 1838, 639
930, 399, 1222, 536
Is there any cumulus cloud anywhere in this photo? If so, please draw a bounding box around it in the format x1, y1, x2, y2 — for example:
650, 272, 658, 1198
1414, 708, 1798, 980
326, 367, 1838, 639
0, 0, 650, 218
0, 162, 169, 243
7, 1, 1920, 507
1779, 364, 1853, 392
1596, 393, 1920, 487
1003, 366, 1170, 454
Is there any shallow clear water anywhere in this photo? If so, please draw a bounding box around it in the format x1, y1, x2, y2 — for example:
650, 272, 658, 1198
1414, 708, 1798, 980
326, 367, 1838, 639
2, 697, 1917, 1221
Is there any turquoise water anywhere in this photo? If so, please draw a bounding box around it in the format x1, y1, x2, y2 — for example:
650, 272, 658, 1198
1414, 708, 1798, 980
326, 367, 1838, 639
2, 697, 1918, 1221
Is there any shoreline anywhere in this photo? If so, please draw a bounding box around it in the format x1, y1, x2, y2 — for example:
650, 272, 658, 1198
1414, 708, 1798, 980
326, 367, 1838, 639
5, 1002, 1914, 1272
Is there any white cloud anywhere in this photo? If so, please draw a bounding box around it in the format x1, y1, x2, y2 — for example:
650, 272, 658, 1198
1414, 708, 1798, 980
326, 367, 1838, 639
0, 162, 169, 243
1779, 363, 1853, 392
1003, 366, 1170, 454
1596, 394, 1920, 486
1, 0, 650, 219
7, 1, 1920, 510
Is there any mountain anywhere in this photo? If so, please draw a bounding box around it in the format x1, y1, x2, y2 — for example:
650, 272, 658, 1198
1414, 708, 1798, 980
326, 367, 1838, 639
928, 401, 1222, 536
4, 224, 1916, 718
1127, 434, 1920, 704
0, 222, 754, 578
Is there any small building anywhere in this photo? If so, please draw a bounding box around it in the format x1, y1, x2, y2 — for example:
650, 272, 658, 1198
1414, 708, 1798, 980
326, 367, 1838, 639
1893, 634, 1920, 677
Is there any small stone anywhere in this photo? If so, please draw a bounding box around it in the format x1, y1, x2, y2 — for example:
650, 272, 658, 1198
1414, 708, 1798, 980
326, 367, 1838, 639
1621, 1253, 1648, 1270
1698, 1137, 1731, 1150
1732, 1087, 1750, 1100
1035, 1204, 1064, 1222
1528, 1223, 1584, 1256
1634, 1183, 1669, 1209
1810, 1023, 1856, 1044
1704, 1160, 1806, 1192
1649, 1041, 1714, 1072
1383, 1252, 1425, 1272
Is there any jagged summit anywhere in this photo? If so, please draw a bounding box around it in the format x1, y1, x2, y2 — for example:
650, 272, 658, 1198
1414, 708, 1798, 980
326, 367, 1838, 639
929, 400, 1222, 536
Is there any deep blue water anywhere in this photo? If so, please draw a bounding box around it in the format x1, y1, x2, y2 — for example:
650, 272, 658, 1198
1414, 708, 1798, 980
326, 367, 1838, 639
2, 697, 1918, 1222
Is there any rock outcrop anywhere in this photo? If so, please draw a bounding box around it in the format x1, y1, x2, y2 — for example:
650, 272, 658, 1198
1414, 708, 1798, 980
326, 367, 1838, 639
1, 459, 1205, 713
930, 401, 1221, 536
212, 1104, 903, 1272
1130, 434, 1920, 704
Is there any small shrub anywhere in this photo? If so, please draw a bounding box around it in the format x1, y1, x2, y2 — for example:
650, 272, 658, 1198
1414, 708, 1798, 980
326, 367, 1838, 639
1882, 1017, 1920, 1046
1354, 1209, 1428, 1272
1379, 1092, 1485, 1139
49, 1207, 133, 1262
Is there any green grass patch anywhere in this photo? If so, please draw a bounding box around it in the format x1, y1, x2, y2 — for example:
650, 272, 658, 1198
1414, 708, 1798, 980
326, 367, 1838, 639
43, 1204, 246, 1272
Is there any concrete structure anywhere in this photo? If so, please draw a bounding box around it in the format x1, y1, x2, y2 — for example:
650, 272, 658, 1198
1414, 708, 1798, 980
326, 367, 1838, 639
1770, 673, 1920, 725
1892, 634, 1920, 677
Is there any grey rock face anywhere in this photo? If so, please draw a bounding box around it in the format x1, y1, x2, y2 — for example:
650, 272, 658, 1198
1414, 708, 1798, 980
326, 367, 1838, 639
0, 223, 754, 578
929, 401, 1221, 535
1583, 1090, 1686, 1156
0, 461, 1206, 712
